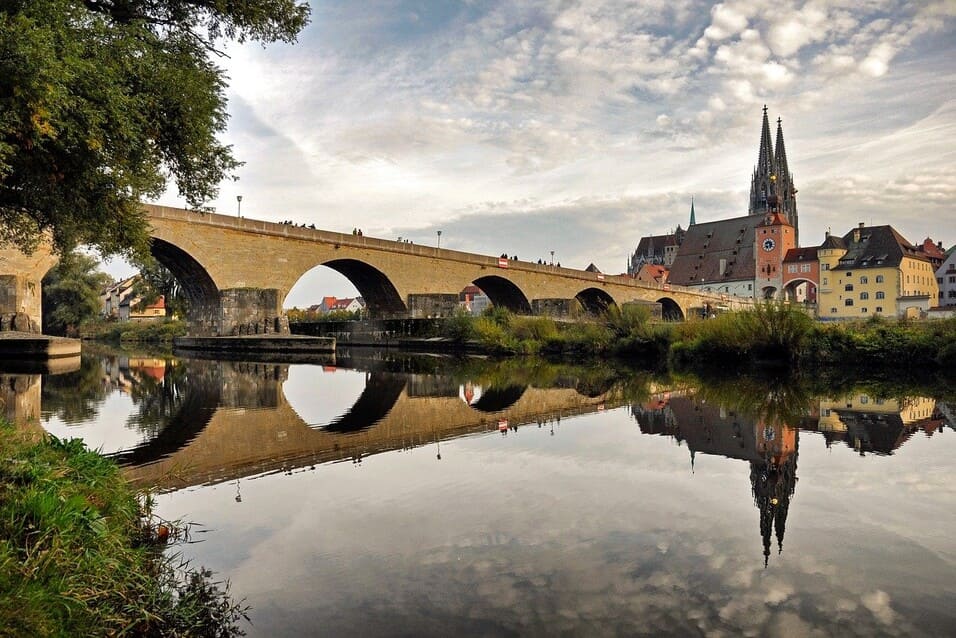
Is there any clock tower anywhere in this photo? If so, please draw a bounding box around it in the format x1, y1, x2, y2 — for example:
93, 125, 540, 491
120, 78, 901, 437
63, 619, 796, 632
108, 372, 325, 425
754, 179, 795, 299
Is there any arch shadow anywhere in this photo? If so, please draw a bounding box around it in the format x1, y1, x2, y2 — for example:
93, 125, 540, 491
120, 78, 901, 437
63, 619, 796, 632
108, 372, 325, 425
323, 259, 406, 317
576, 287, 616, 315
657, 297, 684, 321
473, 276, 532, 314
150, 238, 220, 310
469, 384, 527, 413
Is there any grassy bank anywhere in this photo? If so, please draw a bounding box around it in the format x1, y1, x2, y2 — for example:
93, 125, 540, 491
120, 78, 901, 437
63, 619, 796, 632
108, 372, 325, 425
0, 422, 246, 637
80, 318, 187, 344
437, 305, 956, 370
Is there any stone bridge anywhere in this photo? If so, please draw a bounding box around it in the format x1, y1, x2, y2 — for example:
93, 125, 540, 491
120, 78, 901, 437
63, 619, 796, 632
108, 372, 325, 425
2, 204, 755, 335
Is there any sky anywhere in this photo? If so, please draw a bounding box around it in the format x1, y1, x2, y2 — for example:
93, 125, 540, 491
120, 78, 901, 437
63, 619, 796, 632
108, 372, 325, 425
121, 0, 955, 306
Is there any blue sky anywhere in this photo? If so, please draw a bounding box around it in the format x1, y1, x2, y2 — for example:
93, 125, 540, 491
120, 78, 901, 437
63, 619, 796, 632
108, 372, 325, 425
133, 0, 955, 305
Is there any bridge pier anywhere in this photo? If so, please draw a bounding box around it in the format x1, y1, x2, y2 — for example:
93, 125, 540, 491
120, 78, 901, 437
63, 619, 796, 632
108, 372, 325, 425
188, 287, 291, 337
531, 298, 576, 318
407, 293, 460, 318
0, 275, 43, 333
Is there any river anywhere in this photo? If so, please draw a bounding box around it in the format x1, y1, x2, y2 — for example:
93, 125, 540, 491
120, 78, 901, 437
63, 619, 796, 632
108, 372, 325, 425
4, 346, 955, 637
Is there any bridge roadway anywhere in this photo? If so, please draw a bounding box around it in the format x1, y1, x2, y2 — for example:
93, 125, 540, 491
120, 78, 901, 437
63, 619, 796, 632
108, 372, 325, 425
1, 204, 754, 336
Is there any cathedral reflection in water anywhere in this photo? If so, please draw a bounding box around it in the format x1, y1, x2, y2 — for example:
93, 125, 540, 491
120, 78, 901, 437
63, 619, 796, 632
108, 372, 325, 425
631, 389, 950, 566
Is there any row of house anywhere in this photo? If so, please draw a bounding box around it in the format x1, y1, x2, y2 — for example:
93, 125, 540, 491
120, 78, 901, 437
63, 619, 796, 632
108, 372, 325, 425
100, 276, 166, 322
627, 106, 952, 320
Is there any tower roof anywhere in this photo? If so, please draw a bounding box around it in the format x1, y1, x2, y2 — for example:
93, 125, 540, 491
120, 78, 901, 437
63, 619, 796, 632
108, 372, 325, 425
757, 105, 774, 179
689, 197, 696, 226
774, 117, 790, 182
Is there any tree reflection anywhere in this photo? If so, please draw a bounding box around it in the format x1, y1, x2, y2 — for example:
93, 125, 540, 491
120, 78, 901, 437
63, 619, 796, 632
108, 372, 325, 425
40, 356, 109, 424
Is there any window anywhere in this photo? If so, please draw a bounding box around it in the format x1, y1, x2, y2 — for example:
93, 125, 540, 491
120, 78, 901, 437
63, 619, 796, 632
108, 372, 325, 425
950, 276, 956, 283
830, 308, 837, 314
860, 292, 869, 300
801, 264, 811, 273
876, 306, 883, 313
846, 272, 853, 277
860, 396, 869, 404
845, 284, 854, 291
906, 275, 910, 283
861, 308, 868, 313
845, 299, 854, 306
823, 277, 828, 285
949, 290, 956, 299
787, 265, 797, 273
860, 276, 868, 284
876, 291, 885, 299
876, 275, 884, 283
937, 277, 943, 284
823, 263, 830, 270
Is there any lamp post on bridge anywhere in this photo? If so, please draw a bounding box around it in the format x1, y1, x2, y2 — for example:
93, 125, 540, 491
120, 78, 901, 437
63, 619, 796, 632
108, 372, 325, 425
237, 195, 242, 218
550, 250, 554, 266
437, 230, 442, 249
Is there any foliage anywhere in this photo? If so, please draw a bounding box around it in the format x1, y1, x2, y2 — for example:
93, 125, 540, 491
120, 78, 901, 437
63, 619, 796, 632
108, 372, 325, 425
40, 250, 112, 336
0, 0, 310, 257
131, 257, 187, 318
40, 354, 109, 423
0, 422, 248, 636
81, 317, 187, 343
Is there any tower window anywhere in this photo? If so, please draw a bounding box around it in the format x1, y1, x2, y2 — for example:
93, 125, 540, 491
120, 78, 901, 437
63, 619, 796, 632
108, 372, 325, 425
876, 275, 884, 283
845, 299, 854, 306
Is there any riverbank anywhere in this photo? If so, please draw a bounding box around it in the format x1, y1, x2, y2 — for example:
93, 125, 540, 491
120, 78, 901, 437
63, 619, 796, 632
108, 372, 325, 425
330, 305, 956, 370
80, 318, 187, 344
0, 420, 247, 636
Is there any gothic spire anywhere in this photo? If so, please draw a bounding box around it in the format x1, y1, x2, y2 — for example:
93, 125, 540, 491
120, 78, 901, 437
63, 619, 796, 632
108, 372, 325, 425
773, 116, 799, 245
689, 197, 696, 226
758, 105, 774, 174
774, 117, 789, 181
749, 105, 776, 217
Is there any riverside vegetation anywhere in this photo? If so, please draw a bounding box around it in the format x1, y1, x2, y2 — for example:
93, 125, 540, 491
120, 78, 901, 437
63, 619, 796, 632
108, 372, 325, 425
437, 304, 956, 370
0, 421, 248, 637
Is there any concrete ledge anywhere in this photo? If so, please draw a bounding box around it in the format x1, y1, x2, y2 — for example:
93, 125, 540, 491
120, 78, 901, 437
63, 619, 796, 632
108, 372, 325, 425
0, 332, 82, 359
174, 334, 336, 353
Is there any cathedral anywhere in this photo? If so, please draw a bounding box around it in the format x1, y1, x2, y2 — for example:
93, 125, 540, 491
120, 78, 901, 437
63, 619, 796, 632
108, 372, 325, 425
629, 107, 799, 300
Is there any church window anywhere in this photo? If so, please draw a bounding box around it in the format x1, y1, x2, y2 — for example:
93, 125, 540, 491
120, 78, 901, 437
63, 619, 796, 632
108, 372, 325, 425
860, 292, 869, 300
845, 299, 854, 306
876, 291, 885, 299
876, 275, 884, 283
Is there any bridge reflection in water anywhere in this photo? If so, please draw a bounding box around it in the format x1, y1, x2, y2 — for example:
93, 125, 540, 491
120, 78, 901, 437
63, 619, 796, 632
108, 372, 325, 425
107, 354, 631, 491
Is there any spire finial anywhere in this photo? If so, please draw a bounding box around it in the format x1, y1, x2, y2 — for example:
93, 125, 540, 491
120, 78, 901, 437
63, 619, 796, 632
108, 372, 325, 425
689, 197, 696, 226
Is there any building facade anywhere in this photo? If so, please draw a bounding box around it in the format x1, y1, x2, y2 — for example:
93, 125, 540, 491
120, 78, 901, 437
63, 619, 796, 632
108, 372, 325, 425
817, 223, 938, 320
936, 249, 956, 307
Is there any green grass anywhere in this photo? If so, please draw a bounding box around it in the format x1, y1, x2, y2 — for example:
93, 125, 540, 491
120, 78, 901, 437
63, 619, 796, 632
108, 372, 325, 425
80, 318, 187, 344
0, 422, 247, 637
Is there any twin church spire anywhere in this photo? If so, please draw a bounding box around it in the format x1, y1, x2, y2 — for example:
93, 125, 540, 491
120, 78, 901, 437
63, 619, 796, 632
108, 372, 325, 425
749, 105, 799, 245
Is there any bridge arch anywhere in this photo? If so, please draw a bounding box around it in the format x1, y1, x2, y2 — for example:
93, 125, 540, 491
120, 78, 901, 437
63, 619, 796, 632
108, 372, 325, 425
321, 259, 406, 317
473, 275, 532, 314
783, 278, 816, 303
657, 297, 684, 321
575, 287, 616, 315
150, 238, 220, 323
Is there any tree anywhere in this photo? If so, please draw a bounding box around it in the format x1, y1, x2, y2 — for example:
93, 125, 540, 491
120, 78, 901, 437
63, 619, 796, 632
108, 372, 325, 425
0, 0, 310, 257
41, 250, 112, 336
131, 256, 188, 318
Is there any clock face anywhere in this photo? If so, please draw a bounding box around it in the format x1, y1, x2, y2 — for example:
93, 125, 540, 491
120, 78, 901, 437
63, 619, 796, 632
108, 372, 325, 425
762, 238, 776, 252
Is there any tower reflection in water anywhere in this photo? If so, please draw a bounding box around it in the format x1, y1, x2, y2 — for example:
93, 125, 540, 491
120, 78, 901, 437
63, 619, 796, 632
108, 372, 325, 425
632, 394, 798, 567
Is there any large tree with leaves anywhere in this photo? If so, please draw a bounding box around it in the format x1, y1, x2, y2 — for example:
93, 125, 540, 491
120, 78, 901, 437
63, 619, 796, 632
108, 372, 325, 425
0, 0, 309, 257
41, 250, 112, 336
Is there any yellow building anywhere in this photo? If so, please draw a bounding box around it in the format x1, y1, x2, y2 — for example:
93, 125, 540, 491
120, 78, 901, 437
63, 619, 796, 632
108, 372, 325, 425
817, 223, 938, 320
